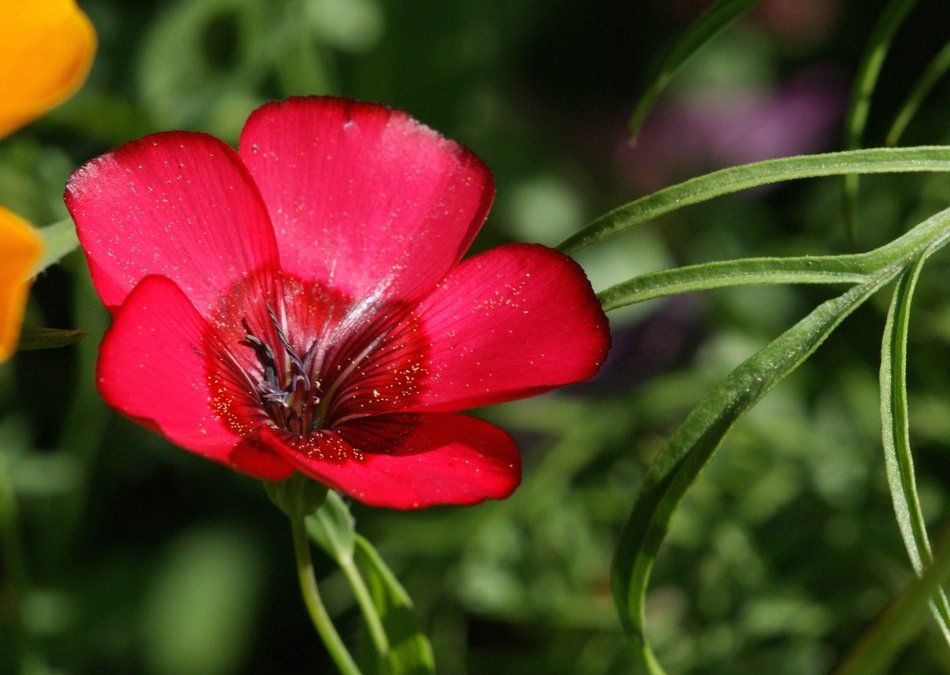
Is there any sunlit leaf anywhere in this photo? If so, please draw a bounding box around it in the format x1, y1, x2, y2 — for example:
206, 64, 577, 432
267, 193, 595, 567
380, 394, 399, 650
880, 244, 950, 643
627, 0, 763, 141
612, 267, 899, 673
557, 146, 950, 255
842, 0, 919, 239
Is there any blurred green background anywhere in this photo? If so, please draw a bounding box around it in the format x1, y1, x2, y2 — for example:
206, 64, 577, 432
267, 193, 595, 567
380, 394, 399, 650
2, 0, 949, 673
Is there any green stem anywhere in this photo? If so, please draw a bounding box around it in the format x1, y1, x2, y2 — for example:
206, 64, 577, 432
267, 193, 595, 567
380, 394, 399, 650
290, 516, 362, 675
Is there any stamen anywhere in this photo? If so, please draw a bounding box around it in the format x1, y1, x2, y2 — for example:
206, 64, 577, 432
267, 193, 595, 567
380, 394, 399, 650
239, 311, 322, 435
240, 319, 280, 391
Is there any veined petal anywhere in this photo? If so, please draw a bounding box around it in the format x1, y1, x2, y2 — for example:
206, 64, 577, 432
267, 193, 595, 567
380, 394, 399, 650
409, 243, 610, 411
0, 207, 43, 361
0, 0, 96, 137
238, 96, 494, 306
98, 275, 293, 480
66, 132, 280, 316
258, 413, 520, 509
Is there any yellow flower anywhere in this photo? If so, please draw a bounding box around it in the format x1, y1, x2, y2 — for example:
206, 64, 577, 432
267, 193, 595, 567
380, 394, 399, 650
0, 0, 96, 361
0, 207, 43, 361
0, 0, 97, 137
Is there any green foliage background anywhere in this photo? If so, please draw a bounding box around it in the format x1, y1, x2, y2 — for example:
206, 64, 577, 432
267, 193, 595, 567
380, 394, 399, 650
2, 0, 949, 673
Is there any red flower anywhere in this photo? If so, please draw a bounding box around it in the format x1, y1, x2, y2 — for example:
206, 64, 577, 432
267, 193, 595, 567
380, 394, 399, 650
66, 97, 609, 509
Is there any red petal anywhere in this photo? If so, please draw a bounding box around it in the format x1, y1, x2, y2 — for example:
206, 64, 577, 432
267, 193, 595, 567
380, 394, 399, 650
238, 96, 494, 305
66, 131, 280, 316
98, 275, 293, 480
257, 413, 520, 509
410, 243, 610, 411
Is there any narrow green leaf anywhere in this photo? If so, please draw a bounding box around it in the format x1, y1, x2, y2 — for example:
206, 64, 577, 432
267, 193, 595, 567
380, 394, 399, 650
842, 0, 919, 239
612, 268, 899, 673
557, 146, 950, 255
598, 254, 871, 311
354, 535, 435, 675
33, 219, 79, 273
880, 245, 950, 643
627, 0, 763, 140
844, 0, 919, 151
16, 325, 86, 351
599, 203, 950, 311
835, 517, 950, 675
886, 39, 950, 146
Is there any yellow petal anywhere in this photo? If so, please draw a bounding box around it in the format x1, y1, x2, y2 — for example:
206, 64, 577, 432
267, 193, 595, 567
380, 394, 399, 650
0, 206, 43, 361
0, 0, 96, 138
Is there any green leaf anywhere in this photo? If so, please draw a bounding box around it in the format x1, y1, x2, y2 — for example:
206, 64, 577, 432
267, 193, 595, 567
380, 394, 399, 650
353, 535, 435, 675
33, 219, 78, 273
602, 204, 950, 670
843, 0, 919, 151
835, 517, 950, 675
611, 267, 900, 673
886, 39, 950, 146
307, 493, 434, 673
308, 494, 387, 665
598, 254, 871, 311
307, 490, 356, 563
880, 245, 950, 643
842, 0, 919, 239
598, 203, 950, 311
16, 326, 86, 351
627, 0, 763, 141
557, 146, 950, 255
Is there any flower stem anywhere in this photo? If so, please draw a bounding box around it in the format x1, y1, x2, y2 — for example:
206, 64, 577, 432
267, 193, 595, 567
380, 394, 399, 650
290, 516, 362, 675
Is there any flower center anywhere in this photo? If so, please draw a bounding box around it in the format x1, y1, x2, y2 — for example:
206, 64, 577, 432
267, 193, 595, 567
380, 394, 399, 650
240, 304, 323, 434
205, 271, 430, 443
